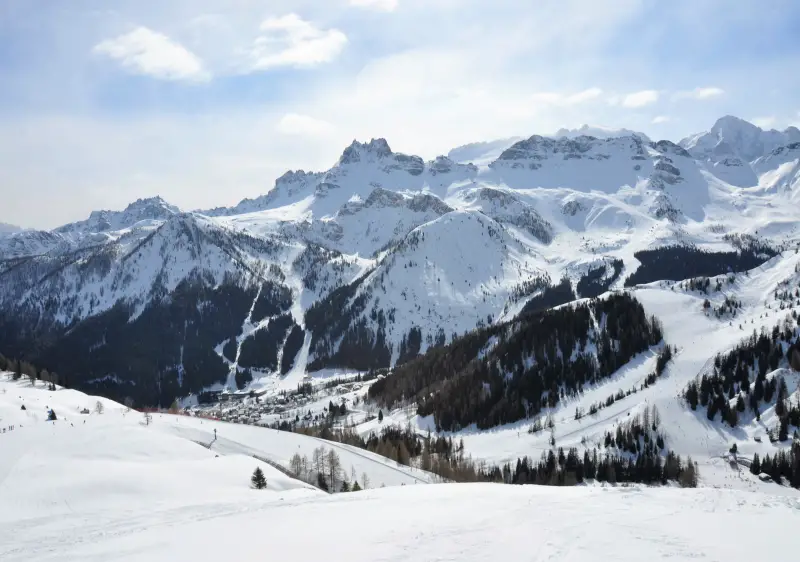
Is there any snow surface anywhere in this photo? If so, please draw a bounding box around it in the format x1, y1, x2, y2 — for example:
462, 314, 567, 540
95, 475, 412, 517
3, 474, 799, 561
0, 376, 434, 505
3, 375, 799, 559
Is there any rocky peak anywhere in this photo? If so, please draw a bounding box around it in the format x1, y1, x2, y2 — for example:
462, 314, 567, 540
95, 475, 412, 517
339, 138, 393, 165
122, 196, 180, 217
492, 134, 645, 168
553, 124, 651, 142
651, 140, 692, 159
682, 115, 800, 163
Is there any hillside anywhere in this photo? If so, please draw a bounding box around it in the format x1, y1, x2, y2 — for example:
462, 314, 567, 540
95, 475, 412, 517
0, 375, 435, 510
1, 375, 796, 559
2, 475, 797, 561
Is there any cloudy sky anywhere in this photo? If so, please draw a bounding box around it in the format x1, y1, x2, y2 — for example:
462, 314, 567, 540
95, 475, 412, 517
2, 0, 799, 228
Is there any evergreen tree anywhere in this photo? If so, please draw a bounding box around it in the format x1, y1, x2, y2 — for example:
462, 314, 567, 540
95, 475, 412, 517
378, 409, 384, 423
750, 453, 760, 475
251, 467, 267, 489
779, 417, 789, 442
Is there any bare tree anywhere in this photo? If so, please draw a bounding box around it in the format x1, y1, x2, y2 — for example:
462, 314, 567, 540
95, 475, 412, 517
143, 411, 153, 426
651, 405, 661, 429
326, 449, 342, 490
361, 472, 370, 490
312, 446, 325, 477
26, 366, 36, 387
123, 397, 135, 412
95, 401, 104, 414
290, 453, 304, 476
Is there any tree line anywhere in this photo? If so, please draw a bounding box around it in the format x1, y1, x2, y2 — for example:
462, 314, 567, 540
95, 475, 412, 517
624, 245, 777, 287
370, 293, 664, 432
684, 320, 799, 431
749, 442, 800, 488
0, 354, 63, 390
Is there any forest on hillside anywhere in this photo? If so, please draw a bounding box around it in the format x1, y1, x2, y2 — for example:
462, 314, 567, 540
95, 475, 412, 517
369, 293, 664, 431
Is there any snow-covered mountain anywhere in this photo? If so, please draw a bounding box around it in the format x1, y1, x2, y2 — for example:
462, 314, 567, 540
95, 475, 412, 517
5, 115, 800, 560
552, 123, 651, 142
680, 115, 800, 187
0, 222, 22, 235
1, 116, 799, 409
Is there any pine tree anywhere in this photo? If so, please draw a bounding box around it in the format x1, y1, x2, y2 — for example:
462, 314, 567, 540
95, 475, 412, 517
779, 417, 789, 442
378, 409, 384, 423
751, 453, 760, 475
351, 480, 362, 492
251, 467, 267, 489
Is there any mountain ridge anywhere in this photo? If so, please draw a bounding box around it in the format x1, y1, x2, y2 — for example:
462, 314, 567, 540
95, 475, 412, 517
1, 115, 799, 408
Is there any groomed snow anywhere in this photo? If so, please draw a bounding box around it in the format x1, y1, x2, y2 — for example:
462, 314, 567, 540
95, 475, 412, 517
3, 480, 799, 561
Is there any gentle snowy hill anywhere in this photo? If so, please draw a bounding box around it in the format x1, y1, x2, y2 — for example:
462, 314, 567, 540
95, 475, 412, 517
2, 477, 798, 562
0, 376, 433, 507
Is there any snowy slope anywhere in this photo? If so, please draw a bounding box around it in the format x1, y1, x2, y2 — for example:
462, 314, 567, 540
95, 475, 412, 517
373, 250, 800, 495
153, 413, 438, 487
3, 378, 797, 558
3, 478, 798, 562
0, 376, 434, 503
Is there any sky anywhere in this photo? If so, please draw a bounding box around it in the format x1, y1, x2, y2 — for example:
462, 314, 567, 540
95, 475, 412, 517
1, 0, 800, 229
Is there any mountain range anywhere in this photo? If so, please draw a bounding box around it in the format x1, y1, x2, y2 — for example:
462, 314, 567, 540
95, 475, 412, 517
1, 115, 799, 407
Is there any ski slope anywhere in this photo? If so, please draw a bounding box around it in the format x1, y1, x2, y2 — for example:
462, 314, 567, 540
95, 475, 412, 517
152, 413, 439, 487
0, 375, 434, 510
3, 479, 798, 561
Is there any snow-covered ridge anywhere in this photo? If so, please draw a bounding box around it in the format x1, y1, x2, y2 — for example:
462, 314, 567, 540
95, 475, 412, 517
681, 115, 800, 163
552, 123, 651, 142
3, 115, 800, 408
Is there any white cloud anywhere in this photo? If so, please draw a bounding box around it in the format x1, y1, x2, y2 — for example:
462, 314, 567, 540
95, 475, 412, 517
752, 116, 776, 129
246, 14, 347, 71
651, 115, 670, 124
673, 87, 725, 101
93, 27, 209, 82
349, 0, 398, 11
621, 90, 659, 108
531, 88, 604, 107
276, 113, 335, 136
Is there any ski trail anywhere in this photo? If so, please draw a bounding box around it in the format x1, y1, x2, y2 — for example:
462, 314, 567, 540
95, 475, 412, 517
225, 283, 263, 391
278, 250, 313, 391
